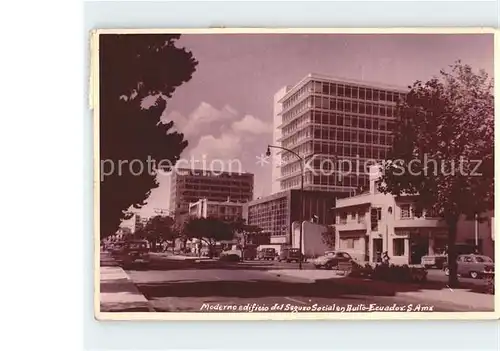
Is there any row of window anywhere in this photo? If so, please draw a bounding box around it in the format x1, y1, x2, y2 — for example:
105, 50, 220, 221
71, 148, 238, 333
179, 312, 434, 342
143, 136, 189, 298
339, 210, 368, 224
183, 184, 253, 192
312, 128, 393, 146
282, 116, 396, 144
282, 80, 405, 111
282, 96, 399, 124
281, 96, 311, 123
282, 125, 394, 152
312, 142, 388, 159
182, 179, 253, 186
400, 204, 439, 219
281, 157, 380, 179
311, 96, 398, 117
281, 174, 370, 190
313, 113, 395, 130
177, 172, 253, 179
282, 141, 381, 165
281, 113, 310, 136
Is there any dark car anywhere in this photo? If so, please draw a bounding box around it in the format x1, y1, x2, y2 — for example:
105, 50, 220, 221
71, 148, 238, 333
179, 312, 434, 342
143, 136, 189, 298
115, 240, 151, 267
278, 248, 304, 263
257, 248, 277, 261
312, 251, 353, 269
110, 241, 126, 256
443, 254, 494, 279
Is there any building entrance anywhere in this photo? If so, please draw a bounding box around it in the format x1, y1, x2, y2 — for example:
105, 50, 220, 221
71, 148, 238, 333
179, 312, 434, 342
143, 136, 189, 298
372, 238, 383, 263
410, 233, 429, 265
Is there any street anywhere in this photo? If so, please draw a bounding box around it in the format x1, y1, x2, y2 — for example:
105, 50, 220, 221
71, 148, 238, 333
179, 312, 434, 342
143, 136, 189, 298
116, 254, 490, 313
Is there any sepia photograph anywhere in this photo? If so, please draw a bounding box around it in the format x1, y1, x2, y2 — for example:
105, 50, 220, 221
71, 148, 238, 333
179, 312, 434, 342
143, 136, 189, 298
93, 29, 496, 320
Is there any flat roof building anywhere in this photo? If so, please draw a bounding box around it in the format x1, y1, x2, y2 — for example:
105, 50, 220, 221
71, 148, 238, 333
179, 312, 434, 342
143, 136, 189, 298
245, 189, 341, 245
170, 168, 254, 220
333, 166, 494, 264
188, 198, 244, 222
272, 73, 407, 195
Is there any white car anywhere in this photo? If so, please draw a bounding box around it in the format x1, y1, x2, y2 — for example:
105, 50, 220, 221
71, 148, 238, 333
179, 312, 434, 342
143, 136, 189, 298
312, 251, 352, 270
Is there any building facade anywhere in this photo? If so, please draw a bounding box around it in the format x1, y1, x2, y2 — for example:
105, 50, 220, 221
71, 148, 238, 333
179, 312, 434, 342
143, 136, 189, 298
169, 168, 254, 220
188, 198, 244, 222
245, 190, 339, 245
133, 214, 149, 233
271, 86, 290, 194
333, 167, 495, 264
274, 73, 407, 195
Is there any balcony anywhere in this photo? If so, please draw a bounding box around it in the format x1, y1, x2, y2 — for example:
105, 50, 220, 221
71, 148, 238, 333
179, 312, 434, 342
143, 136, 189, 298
394, 216, 446, 229
336, 219, 368, 232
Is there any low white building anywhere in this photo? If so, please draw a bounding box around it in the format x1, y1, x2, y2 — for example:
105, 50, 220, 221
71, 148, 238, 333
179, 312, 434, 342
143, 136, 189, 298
333, 166, 494, 265
188, 198, 244, 222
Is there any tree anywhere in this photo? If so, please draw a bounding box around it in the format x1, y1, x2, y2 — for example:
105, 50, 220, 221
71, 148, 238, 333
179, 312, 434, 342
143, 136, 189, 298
143, 215, 176, 251
379, 62, 494, 287
228, 217, 263, 247
321, 226, 336, 249
99, 34, 198, 238
183, 217, 234, 258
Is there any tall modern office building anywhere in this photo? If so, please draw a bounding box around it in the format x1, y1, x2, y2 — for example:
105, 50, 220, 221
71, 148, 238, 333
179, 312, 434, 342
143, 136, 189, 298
169, 168, 254, 220
272, 73, 407, 195
271, 86, 290, 194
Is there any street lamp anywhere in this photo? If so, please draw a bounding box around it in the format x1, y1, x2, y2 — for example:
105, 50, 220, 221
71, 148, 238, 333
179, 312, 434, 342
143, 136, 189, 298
267, 144, 305, 270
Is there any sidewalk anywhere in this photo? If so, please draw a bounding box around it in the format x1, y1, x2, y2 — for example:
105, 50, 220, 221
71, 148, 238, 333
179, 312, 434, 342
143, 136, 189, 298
269, 269, 494, 311
99, 254, 154, 313
268, 269, 342, 282
396, 288, 494, 311
150, 252, 213, 262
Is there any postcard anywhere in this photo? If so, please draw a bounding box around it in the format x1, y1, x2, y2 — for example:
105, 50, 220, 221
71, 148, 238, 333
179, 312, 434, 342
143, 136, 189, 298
91, 28, 498, 320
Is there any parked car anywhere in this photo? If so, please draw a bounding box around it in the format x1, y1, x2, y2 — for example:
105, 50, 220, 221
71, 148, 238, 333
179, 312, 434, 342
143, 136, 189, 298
110, 241, 126, 256
115, 240, 151, 267
443, 254, 494, 279
219, 252, 241, 262
312, 251, 353, 270
242, 246, 257, 260
277, 248, 304, 263
257, 248, 277, 261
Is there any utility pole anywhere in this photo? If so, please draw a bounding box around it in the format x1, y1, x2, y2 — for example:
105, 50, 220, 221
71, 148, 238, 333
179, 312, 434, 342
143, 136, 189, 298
267, 144, 304, 270
474, 213, 479, 252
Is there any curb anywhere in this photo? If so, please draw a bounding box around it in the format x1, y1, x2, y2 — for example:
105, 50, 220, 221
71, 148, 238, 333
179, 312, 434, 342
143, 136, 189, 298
100, 255, 156, 313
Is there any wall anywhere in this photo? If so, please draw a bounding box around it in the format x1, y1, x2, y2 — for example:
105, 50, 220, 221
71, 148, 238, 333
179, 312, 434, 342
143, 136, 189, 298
292, 221, 330, 257
456, 212, 494, 258
337, 231, 367, 262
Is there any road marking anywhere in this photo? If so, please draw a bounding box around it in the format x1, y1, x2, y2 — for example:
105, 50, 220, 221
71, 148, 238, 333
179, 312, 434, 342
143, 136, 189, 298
284, 296, 307, 305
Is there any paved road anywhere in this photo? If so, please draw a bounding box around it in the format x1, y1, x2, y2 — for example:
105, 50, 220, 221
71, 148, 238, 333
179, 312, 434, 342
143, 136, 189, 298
123, 255, 467, 312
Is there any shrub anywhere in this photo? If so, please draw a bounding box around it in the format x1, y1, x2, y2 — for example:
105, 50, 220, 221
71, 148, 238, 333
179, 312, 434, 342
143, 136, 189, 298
485, 273, 494, 295
370, 263, 427, 283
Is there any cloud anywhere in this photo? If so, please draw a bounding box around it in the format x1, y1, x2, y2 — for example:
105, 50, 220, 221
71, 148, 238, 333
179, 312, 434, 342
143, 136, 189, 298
189, 132, 242, 159
232, 114, 273, 134
162, 102, 238, 138
158, 101, 272, 175
187, 133, 244, 172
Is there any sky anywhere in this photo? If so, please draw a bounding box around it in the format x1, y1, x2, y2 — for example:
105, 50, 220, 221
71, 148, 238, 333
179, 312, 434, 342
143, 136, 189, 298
136, 33, 494, 218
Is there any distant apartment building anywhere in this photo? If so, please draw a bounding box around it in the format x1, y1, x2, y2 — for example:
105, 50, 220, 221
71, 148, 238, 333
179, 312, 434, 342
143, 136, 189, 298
169, 168, 254, 220
188, 198, 244, 222
245, 190, 339, 245
272, 73, 407, 195
333, 166, 495, 264
134, 214, 149, 232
